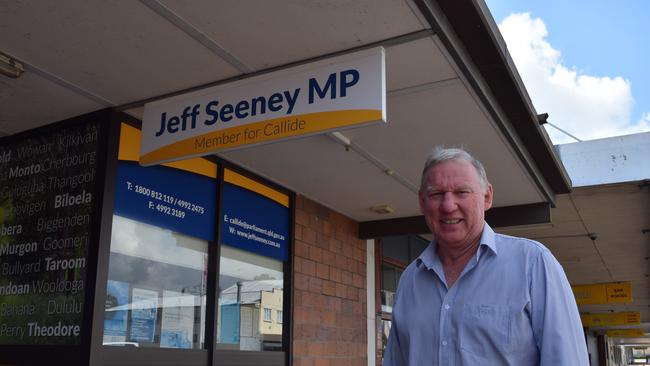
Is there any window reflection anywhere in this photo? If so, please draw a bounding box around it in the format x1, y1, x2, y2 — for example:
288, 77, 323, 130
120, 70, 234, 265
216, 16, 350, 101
103, 215, 208, 349
381, 319, 392, 355
216, 245, 283, 352
381, 264, 403, 314
380, 236, 427, 314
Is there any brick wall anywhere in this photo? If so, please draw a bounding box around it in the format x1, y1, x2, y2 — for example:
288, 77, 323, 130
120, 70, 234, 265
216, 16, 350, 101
292, 195, 367, 366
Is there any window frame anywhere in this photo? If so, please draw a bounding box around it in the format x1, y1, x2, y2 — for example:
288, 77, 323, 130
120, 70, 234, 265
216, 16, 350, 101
213, 161, 293, 366
103, 215, 210, 350
263, 308, 273, 323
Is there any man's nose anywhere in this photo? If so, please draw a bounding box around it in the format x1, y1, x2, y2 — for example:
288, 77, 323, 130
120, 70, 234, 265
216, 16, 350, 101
440, 192, 457, 212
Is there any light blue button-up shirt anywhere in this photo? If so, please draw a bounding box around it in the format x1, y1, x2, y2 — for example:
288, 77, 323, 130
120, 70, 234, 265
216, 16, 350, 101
383, 224, 589, 366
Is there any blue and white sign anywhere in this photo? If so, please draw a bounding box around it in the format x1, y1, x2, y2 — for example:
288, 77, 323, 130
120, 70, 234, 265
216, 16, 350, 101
114, 162, 217, 241
220, 183, 289, 261
103, 280, 129, 344
160, 290, 194, 349
140, 47, 385, 165
129, 288, 159, 343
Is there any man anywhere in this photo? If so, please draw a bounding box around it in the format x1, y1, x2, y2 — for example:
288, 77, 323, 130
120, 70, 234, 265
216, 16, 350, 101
383, 147, 588, 365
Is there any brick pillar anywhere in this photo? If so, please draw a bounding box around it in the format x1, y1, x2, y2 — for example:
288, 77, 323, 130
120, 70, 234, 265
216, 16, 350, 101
292, 195, 367, 366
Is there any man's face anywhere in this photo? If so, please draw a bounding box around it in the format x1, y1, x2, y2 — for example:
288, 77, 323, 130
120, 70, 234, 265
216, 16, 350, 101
419, 159, 493, 249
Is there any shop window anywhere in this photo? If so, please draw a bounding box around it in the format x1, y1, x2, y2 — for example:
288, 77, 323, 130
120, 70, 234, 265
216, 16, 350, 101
381, 236, 409, 264
215, 169, 290, 354
216, 245, 284, 352
103, 215, 208, 349
102, 124, 216, 350
381, 264, 403, 313
379, 235, 427, 315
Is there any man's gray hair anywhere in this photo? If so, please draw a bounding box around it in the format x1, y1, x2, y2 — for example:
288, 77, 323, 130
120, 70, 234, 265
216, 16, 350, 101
420, 147, 489, 192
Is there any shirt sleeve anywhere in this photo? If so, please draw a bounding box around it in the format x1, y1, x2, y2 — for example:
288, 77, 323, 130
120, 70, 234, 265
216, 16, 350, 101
529, 248, 590, 366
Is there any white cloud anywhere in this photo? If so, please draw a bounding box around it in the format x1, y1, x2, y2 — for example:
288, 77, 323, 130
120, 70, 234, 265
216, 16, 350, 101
498, 13, 650, 144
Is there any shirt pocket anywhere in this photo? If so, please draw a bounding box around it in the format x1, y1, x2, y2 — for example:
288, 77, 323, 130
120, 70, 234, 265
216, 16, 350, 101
459, 303, 511, 356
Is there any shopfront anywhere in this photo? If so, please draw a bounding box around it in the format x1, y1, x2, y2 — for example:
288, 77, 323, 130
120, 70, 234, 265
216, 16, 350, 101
0, 110, 294, 365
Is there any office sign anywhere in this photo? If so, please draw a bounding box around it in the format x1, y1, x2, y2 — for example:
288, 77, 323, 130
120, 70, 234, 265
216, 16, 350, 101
114, 162, 217, 241
0, 121, 101, 346
220, 183, 289, 261
581, 312, 640, 327
572, 282, 632, 305
220, 170, 289, 261
140, 47, 385, 165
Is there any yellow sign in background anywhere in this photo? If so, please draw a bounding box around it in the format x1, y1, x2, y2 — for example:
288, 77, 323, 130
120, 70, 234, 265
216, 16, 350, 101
572, 282, 632, 305
581, 312, 640, 327
606, 329, 645, 337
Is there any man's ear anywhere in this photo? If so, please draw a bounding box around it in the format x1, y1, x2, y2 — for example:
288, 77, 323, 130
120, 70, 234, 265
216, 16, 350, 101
484, 183, 493, 211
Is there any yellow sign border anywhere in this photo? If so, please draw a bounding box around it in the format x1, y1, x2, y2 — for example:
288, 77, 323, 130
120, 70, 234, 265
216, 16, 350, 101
140, 109, 381, 165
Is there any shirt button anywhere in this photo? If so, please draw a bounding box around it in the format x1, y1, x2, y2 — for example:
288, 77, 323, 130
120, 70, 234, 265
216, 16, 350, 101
444, 304, 450, 310
442, 340, 448, 346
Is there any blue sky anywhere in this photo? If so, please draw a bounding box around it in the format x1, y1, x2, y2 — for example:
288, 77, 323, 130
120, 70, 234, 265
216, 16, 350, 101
485, 0, 650, 143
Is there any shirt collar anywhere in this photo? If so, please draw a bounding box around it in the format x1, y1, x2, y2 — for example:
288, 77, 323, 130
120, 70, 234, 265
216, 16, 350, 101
479, 222, 498, 257
416, 222, 498, 270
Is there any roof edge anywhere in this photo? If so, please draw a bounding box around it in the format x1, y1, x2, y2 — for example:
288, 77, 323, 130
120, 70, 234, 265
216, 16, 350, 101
414, 0, 572, 198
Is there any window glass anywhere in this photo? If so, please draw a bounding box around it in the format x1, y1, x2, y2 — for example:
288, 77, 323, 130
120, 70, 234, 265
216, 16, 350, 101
381, 265, 397, 293
380, 234, 427, 315
103, 215, 208, 349
409, 236, 429, 262
381, 236, 409, 264
381, 319, 392, 358
216, 245, 283, 352
381, 264, 402, 313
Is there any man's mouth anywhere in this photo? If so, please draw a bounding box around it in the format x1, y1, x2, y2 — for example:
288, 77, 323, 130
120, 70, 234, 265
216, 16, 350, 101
441, 219, 462, 224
